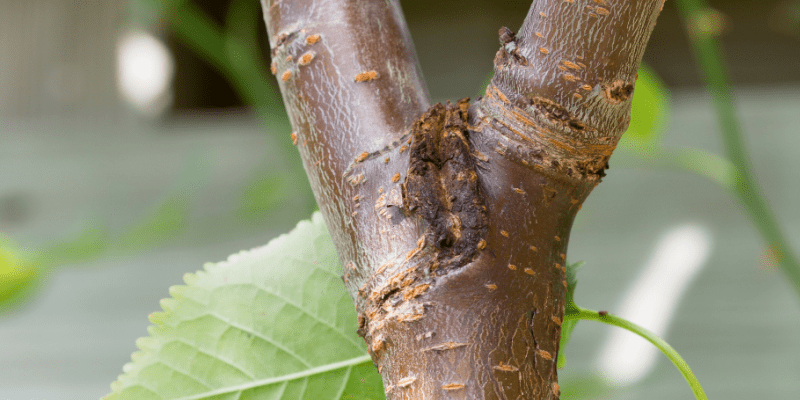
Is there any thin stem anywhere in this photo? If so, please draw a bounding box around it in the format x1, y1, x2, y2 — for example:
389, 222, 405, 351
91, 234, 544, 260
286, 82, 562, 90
675, 0, 800, 297
153, 0, 286, 126
564, 308, 708, 400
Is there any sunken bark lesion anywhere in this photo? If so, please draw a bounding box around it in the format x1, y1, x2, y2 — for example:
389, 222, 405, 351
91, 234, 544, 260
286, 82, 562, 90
358, 98, 491, 367
403, 99, 488, 266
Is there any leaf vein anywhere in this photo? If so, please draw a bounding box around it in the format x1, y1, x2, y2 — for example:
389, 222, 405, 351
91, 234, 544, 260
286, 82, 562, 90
170, 355, 372, 400
293, 378, 307, 400
333, 365, 353, 400
152, 360, 212, 391
172, 338, 256, 380
248, 283, 364, 351
206, 311, 314, 368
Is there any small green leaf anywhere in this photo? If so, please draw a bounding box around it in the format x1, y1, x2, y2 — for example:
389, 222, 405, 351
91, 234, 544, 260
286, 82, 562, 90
557, 260, 584, 369
105, 213, 384, 400
0, 237, 40, 312
619, 63, 670, 149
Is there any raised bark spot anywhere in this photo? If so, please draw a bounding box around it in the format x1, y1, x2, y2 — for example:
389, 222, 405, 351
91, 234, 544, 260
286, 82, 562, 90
298, 51, 315, 66
305, 34, 321, 45
355, 70, 380, 82
442, 383, 466, 391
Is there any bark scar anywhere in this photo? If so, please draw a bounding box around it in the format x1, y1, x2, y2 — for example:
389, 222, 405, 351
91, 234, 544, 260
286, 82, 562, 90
602, 79, 635, 104
402, 98, 488, 266
529, 97, 588, 132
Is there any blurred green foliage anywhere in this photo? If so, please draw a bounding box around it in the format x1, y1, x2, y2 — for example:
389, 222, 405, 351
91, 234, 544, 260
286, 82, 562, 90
676, 0, 800, 297
0, 0, 308, 314
560, 376, 613, 400
1, 223, 108, 314
115, 155, 208, 251
0, 237, 40, 313
619, 64, 670, 149
239, 173, 290, 221
557, 260, 584, 369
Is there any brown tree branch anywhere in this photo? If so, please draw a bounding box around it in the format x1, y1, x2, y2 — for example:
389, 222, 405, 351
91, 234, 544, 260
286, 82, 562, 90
261, 0, 430, 314
260, 0, 663, 398
494, 0, 664, 140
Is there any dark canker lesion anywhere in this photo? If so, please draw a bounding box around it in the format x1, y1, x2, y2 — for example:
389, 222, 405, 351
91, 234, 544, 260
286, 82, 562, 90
402, 98, 488, 268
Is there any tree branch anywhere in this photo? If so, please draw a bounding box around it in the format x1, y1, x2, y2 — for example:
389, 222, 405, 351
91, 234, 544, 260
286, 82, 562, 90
493, 0, 664, 140
260, 0, 430, 313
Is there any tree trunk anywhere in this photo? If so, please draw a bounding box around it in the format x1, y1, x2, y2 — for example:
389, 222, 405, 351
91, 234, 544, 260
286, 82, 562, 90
259, 0, 663, 398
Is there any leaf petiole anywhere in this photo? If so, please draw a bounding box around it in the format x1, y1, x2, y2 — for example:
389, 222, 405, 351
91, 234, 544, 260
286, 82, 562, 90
564, 307, 708, 400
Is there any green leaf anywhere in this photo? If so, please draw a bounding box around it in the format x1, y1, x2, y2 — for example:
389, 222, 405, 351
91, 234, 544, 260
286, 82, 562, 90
105, 213, 385, 400
557, 261, 584, 369
619, 63, 670, 149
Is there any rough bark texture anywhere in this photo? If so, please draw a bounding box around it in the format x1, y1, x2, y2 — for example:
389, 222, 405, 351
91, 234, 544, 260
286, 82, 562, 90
260, 0, 662, 398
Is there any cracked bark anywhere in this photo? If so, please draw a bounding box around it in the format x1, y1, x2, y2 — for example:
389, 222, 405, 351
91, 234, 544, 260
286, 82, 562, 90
260, 0, 663, 398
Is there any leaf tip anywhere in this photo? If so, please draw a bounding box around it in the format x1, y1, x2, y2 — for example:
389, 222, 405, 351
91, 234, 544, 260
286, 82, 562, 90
160, 297, 178, 312
148, 311, 168, 325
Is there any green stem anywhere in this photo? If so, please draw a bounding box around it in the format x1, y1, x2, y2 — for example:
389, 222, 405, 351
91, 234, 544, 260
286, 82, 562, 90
163, 1, 284, 123
675, 0, 800, 297
564, 307, 708, 400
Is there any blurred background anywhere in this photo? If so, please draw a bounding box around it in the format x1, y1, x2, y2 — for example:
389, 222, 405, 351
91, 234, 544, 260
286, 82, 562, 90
1, 0, 799, 399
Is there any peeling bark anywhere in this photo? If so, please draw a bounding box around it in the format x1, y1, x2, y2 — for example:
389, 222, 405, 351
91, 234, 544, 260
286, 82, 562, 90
260, 0, 663, 398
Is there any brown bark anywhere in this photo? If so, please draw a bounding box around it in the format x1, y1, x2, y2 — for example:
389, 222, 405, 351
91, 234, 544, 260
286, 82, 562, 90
260, 0, 663, 398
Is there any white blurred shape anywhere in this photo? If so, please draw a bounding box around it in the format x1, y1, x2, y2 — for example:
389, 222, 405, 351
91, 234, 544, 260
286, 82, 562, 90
597, 224, 712, 386
116, 29, 174, 117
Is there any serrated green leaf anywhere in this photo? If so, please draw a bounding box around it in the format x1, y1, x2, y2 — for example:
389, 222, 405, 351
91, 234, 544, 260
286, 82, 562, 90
619, 63, 670, 149
558, 260, 584, 369
105, 213, 385, 400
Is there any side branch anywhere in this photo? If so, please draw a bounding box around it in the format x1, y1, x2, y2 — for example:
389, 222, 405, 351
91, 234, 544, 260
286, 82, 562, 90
491, 0, 664, 148
260, 0, 430, 312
